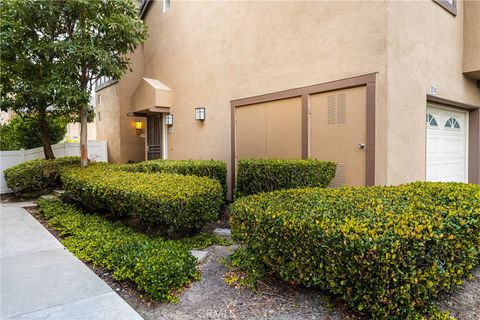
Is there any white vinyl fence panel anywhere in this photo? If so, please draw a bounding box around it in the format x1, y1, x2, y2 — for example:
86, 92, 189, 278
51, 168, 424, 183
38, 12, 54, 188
0, 141, 107, 194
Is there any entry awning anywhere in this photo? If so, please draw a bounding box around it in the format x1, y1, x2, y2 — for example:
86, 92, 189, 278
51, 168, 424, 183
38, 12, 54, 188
127, 78, 171, 117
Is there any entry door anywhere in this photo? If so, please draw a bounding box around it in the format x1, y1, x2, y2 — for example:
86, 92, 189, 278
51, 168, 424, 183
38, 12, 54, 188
310, 86, 367, 186
426, 106, 467, 182
147, 115, 162, 160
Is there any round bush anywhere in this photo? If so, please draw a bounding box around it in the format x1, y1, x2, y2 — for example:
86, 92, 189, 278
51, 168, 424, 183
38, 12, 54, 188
230, 182, 480, 319
61, 164, 224, 232
4, 156, 80, 196
126, 159, 227, 196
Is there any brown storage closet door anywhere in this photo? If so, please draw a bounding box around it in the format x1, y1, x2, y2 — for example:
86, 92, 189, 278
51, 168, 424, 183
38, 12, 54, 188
235, 97, 302, 162
310, 86, 367, 186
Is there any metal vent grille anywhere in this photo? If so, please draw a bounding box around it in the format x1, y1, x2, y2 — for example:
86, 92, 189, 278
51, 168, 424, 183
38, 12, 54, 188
327, 95, 336, 124
329, 163, 346, 187
327, 93, 346, 125
336, 93, 346, 123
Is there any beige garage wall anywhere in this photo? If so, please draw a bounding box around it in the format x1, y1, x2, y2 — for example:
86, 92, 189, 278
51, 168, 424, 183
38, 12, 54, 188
137, 0, 389, 192
386, 0, 480, 185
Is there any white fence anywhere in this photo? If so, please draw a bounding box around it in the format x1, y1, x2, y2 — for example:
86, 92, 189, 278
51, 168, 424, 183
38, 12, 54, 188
0, 141, 108, 194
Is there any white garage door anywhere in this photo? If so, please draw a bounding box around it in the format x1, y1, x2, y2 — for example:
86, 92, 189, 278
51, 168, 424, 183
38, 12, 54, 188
426, 106, 468, 182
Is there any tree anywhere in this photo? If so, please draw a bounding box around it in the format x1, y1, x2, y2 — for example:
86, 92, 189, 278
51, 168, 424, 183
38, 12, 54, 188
0, 0, 76, 159
58, 0, 148, 167
0, 0, 147, 165
0, 114, 68, 151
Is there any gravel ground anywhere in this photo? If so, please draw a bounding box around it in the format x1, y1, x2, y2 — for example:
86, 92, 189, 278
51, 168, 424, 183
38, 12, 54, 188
22, 201, 480, 320
126, 245, 353, 320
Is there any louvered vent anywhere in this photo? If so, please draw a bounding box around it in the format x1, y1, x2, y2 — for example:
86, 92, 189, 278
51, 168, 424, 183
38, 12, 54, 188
327, 95, 336, 124
329, 163, 346, 187
336, 93, 346, 123
327, 93, 346, 125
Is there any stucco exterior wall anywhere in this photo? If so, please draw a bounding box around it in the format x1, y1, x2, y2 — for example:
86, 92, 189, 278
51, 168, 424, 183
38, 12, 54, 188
138, 0, 389, 187
96, 0, 479, 192
386, 0, 480, 185
118, 46, 147, 164
463, 0, 480, 78
95, 83, 121, 162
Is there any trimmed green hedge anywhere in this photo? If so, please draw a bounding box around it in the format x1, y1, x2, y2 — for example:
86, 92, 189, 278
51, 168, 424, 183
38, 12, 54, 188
61, 164, 223, 232
4, 156, 80, 196
235, 159, 336, 198
125, 159, 227, 196
37, 197, 198, 302
230, 182, 480, 319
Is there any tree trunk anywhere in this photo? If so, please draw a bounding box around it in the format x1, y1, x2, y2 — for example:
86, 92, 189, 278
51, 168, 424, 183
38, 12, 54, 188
80, 105, 88, 167
38, 111, 55, 160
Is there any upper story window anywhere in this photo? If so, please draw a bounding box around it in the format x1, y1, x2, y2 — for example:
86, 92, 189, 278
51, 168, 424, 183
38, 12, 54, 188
96, 76, 112, 87
163, 0, 170, 13
433, 0, 457, 17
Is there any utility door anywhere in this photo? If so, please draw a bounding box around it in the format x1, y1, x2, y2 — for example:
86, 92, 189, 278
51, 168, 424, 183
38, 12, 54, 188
310, 86, 367, 186
235, 97, 302, 161
147, 115, 162, 160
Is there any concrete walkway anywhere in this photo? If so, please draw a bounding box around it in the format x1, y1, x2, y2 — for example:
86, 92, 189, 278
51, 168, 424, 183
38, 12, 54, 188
0, 202, 143, 320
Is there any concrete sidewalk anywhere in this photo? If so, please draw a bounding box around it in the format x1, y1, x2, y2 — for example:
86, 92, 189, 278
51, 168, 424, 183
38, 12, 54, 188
0, 202, 143, 320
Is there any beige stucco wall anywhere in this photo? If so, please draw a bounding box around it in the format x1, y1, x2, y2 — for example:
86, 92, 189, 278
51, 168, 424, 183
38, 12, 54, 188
95, 83, 121, 162
463, 0, 480, 78
138, 0, 390, 190
386, 0, 480, 185
96, 46, 147, 164
96, 0, 479, 193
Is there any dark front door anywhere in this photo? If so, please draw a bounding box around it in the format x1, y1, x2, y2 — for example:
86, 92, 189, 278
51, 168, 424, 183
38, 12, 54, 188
147, 115, 162, 160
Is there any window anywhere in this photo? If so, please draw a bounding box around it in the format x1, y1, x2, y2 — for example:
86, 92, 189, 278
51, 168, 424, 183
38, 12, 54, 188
97, 111, 102, 122
433, 0, 457, 16
97, 94, 101, 105
444, 117, 460, 129
163, 0, 170, 13
426, 114, 438, 127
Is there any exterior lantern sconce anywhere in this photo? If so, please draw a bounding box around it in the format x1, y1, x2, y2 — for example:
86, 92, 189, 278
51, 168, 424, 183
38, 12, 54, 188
164, 114, 173, 126
195, 107, 206, 121
134, 121, 143, 132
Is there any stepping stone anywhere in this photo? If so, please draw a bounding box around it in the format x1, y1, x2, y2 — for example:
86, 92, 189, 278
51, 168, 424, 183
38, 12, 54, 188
213, 228, 231, 241
39, 195, 56, 201
190, 250, 208, 263
53, 190, 65, 196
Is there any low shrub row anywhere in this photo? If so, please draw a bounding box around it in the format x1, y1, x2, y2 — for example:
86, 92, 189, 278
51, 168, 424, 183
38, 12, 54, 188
4, 156, 80, 196
37, 197, 198, 301
230, 182, 480, 319
234, 159, 336, 198
61, 164, 223, 232
127, 159, 228, 196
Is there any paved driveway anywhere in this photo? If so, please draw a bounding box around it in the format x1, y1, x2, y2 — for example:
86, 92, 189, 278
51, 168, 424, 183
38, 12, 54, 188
0, 202, 143, 320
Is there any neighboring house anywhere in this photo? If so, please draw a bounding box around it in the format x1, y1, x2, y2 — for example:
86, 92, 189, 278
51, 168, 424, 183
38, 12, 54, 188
65, 122, 96, 142
95, 0, 480, 197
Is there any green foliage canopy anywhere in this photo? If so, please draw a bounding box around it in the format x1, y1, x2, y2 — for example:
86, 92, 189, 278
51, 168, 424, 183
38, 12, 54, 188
0, 115, 68, 151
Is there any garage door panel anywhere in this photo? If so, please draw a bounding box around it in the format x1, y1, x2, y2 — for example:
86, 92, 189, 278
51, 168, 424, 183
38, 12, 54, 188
426, 106, 467, 183
426, 136, 440, 155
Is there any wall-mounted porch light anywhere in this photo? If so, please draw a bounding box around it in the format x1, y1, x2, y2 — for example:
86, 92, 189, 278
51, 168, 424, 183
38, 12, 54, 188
195, 107, 206, 121
164, 114, 173, 126
134, 121, 143, 132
